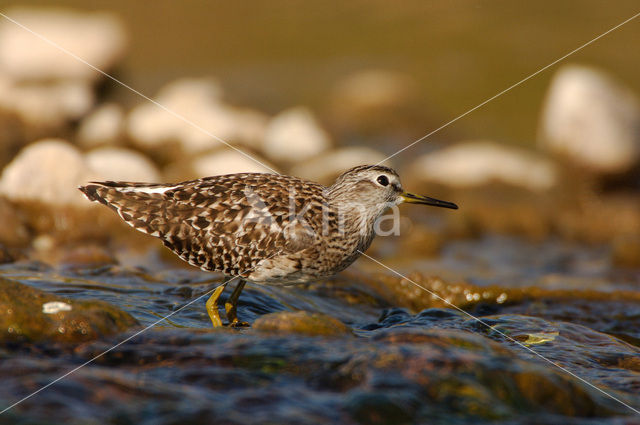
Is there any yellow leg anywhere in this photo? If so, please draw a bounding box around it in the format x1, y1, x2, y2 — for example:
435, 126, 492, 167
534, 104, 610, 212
205, 282, 227, 327
225, 279, 248, 327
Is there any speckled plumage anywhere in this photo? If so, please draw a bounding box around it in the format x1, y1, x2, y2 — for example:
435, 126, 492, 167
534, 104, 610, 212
79, 165, 408, 285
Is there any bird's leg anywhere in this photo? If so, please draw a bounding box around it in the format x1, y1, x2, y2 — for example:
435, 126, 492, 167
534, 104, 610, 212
225, 279, 248, 327
206, 282, 228, 327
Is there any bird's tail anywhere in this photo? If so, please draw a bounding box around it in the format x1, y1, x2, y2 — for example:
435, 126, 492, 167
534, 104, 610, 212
78, 181, 180, 237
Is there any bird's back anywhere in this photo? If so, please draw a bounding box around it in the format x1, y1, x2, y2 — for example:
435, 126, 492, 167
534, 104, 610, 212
80, 173, 339, 284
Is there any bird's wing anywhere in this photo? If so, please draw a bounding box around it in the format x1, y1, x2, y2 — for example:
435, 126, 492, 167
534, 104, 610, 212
79, 174, 327, 276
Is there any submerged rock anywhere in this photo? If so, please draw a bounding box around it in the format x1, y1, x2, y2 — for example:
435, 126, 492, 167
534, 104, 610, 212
539, 65, 640, 174
263, 107, 331, 163
0, 278, 138, 343
0, 7, 127, 82
407, 141, 558, 191
253, 311, 351, 336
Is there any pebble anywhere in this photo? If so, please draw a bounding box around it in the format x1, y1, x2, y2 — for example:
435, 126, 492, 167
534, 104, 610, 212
191, 149, 278, 176
0, 76, 94, 132
77, 103, 125, 148
0, 139, 97, 206
539, 65, 640, 174
127, 78, 263, 154
289, 146, 390, 185
85, 147, 161, 182
407, 141, 558, 191
331, 69, 413, 111
263, 107, 331, 163
0, 7, 127, 82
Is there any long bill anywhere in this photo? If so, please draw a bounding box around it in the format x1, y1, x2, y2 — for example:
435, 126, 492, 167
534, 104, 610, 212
400, 192, 458, 209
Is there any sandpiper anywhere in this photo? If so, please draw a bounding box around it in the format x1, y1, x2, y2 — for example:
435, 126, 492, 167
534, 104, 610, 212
79, 165, 457, 327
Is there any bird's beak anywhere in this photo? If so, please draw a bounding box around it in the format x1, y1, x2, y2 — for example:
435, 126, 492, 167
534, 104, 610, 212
399, 192, 458, 209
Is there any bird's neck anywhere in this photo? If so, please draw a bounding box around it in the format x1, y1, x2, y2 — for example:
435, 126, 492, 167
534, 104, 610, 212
333, 201, 382, 252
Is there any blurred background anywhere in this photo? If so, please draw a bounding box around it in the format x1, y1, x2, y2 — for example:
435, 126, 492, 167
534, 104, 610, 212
0, 2, 639, 424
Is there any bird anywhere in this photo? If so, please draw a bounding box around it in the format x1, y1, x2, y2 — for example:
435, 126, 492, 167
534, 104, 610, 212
79, 165, 458, 327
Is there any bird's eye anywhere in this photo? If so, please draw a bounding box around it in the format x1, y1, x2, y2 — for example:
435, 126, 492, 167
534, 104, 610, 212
376, 175, 389, 186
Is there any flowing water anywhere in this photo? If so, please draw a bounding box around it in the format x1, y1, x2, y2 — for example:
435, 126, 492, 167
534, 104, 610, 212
1, 236, 639, 424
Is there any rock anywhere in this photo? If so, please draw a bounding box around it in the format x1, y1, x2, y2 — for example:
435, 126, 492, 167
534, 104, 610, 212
0, 278, 138, 343
611, 235, 640, 268
77, 103, 125, 148
407, 141, 558, 191
539, 65, 640, 174
85, 147, 161, 182
331, 69, 414, 113
289, 147, 391, 185
0, 7, 127, 82
253, 311, 351, 336
0, 197, 30, 248
56, 244, 117, 269
0, 139, 97, 206
263, 107, 331, 163
0, 76, 94, 132
127, 78, 264, 156
191, 149, 278, 177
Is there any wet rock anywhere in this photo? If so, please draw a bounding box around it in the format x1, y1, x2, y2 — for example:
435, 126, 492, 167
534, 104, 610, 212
263, 107, 331, 163
0, 278, 138, 343
127, 78, 263, 158
56, 244, 118, 269
407, 141, 558, 191
0, 7, 126, 82
77, 103, 125, 148
0, 139, 96, 206
289, 147, 390, 185
85, 146, 161, 182
191, 149, 278, 177
253, 311, 351, 336
539, 65, 640, 174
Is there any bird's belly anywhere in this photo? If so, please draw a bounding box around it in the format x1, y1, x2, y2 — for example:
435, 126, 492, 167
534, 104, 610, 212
243, 250, 350, 286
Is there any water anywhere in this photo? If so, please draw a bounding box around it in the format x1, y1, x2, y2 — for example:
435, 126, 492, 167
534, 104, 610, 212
1, 236, 639, 424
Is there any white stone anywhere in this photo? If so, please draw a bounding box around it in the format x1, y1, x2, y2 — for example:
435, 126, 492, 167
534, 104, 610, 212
289, 147, 391, 184
0, 139, 97, 206
0, 75, 94, 129
263, 107, 331, 163
0, 7, 126, 82
408, 141, 558, 191
191, 150, 278, 176
331, 69, 413, 110
539, 65, 640, 174
77, 103, 125, 148
42, 301, 72, 314
127, 78, 263, 154
85, 147, 160, 182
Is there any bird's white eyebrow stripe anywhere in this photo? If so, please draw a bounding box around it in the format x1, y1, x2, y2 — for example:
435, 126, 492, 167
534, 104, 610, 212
121, 186, 178, 194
